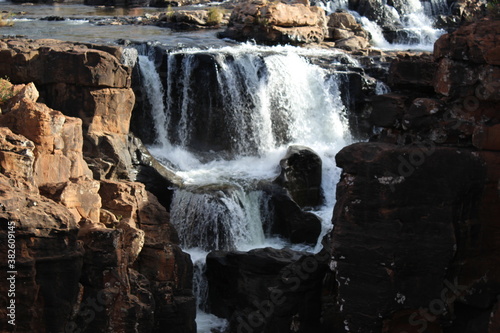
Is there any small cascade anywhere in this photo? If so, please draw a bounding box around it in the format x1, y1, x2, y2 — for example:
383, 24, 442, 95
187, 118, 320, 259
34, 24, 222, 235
317, 0, 348, 14
170, 186, 266, 252
317, 0, 448, 50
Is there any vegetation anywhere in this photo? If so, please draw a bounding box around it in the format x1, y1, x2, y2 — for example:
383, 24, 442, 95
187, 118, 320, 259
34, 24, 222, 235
0, 12, 14, 27
487, 0, 500, 18
206, 7, 224, 26
0, 78, 14, 104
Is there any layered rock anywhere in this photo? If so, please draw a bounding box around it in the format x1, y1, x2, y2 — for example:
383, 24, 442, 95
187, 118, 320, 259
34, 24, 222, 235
218, 0, 327, 44
0, 53, 195, 332
0, 38, 179, 207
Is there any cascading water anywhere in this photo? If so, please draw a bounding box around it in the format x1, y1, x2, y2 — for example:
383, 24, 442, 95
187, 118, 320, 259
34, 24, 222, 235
317, 0, 448, 50
137, 44, 352, 332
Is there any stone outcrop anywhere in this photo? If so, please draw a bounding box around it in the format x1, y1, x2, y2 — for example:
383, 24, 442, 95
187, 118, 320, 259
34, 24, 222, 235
0, 48, 195, 332
328, 19, 500, 332
0, 38, 179, 207
156, 9, 230, 30
218, 0, 327, 44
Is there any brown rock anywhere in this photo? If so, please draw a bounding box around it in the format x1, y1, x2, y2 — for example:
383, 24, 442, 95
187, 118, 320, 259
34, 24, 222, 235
219, 0, 327, 44
0, 127, 35, 190
330, 142, 485, 332
434, 20, 500, 66
0, 83, 92, 187
389, 53, 437, 92
0, 39, 131, 88
40, 176, 102, 223
0, 173, 83, 333
327, 11, 368, 42
473, 124, 500, 151
334, 35, 370, 51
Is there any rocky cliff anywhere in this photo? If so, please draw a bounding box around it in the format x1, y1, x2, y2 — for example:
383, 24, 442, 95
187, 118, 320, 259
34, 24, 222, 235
327, 18, 500, 333
0, 39, 194, 333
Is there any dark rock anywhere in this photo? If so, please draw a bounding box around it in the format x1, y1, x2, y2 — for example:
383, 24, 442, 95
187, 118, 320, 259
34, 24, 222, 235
206, 247, 331, 333
388, 53, 438, 92
366, 92, 409, 128
274, 145, 323, 208
260, 182, 322, 244
330, 142, 486, 332
402, 97, 444, 130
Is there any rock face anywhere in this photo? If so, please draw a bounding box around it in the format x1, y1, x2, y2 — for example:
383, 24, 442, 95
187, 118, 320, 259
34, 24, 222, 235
0, 38, 179, 206
206, 247, 330, 333
0, 43, 196, 333
218, 0, 327, 44
328, 19, 500, 332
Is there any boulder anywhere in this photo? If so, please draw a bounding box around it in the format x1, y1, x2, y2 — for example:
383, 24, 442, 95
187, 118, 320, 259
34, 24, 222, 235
218, 0, 327, 44
260, 182, 322, 244
326, 11, 369, 43
274, 145, 323, 208
206, 247, 330, 333
334, 35, 370, 51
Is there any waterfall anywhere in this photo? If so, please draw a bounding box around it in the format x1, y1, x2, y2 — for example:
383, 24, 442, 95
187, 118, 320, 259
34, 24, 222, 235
170, 186, 266, 252
317, 0, 448, 50
137, 44, 351, 332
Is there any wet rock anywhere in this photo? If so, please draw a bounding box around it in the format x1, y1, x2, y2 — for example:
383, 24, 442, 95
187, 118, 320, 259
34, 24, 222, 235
128, 134, 182, 209
218, 0, 327, 45
274, 145, 323, 208
206, 247, 330, 333
260, 182, 322, 244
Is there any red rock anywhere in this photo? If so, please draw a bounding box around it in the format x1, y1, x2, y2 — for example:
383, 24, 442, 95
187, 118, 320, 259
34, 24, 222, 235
434, 20, 500, 65
0, 83, 92, 186
0, 127, 35, 190
40, 176, 102, 223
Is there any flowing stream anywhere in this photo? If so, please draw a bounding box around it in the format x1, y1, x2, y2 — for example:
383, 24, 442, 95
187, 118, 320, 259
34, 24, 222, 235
137, 44, 353, 332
